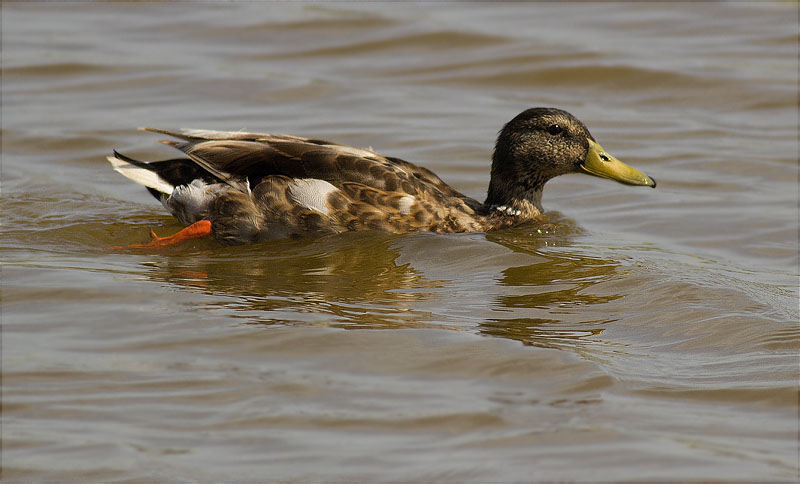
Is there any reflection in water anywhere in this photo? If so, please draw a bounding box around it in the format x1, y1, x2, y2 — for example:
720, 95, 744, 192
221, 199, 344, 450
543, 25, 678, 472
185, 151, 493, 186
138, 231, 442, 328
136, 213, 624, 351
482, 220, 620, 350
480, 318, 606, 351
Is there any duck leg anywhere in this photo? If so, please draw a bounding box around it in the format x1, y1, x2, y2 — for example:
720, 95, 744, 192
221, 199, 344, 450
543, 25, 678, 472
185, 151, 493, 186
110, 220, 212, 249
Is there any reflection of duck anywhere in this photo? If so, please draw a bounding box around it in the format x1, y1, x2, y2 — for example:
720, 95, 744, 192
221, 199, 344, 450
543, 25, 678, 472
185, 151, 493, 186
142, 232, 437, 328
108, 108, 655, 247
136, 226, 620, 348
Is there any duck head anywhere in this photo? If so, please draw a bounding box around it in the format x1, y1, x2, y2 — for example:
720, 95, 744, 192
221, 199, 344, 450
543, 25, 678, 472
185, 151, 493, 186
485, 107, 655, 216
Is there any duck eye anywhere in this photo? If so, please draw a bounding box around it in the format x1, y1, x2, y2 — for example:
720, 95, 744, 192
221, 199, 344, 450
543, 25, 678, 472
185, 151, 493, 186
547, 124, 562, 135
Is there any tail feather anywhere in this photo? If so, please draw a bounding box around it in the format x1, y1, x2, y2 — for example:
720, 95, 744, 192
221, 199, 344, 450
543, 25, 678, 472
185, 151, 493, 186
112, 149, 152, 168
106, 153, 174, 195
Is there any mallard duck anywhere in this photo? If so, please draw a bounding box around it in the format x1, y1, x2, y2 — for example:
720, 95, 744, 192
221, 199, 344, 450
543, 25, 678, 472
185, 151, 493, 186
107, 107, 655, 247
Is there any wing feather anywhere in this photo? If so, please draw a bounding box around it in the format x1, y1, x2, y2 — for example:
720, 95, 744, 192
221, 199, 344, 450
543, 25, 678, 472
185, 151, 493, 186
142, 127, 481, 211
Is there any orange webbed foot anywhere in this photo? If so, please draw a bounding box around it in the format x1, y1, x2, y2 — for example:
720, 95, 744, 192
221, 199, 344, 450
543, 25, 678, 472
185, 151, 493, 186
109, 220, 212, 250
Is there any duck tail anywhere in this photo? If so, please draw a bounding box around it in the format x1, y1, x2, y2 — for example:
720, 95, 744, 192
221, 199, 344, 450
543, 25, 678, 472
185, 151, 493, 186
106, 151, 174, 195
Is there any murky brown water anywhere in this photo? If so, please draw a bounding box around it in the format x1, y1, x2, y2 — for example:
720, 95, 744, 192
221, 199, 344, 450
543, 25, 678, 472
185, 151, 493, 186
2, 3, 798, 481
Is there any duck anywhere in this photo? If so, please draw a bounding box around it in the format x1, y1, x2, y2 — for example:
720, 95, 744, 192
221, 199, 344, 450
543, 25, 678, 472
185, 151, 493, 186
107, 107, 655, 247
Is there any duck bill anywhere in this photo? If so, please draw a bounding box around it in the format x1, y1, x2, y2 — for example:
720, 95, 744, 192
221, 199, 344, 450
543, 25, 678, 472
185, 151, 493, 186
580, 139, 656, 188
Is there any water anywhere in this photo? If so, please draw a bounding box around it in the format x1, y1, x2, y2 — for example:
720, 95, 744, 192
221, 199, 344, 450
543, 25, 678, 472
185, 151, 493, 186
2, 2, 798, 481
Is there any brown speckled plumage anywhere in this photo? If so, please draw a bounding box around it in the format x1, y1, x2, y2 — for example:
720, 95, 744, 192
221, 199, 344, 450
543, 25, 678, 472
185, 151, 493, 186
108, 108, 655, 245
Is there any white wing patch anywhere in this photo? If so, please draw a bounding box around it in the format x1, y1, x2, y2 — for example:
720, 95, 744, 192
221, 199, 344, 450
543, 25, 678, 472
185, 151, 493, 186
106, 155, 174, 194
398, 195, 415, 215
288, 178, 338, 216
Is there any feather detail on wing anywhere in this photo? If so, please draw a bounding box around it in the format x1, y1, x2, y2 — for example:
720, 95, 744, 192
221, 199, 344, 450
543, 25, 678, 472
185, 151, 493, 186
140, 127, 481, 213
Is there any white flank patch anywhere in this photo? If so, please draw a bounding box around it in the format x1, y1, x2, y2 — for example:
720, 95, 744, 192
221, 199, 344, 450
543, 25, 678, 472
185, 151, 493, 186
106, 155, 173, 194
398, 195, 415, 215
288, 178, 338, 216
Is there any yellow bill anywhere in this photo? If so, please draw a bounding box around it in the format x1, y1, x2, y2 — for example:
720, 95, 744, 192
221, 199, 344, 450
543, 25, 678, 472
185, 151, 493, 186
580, 139, 656, 188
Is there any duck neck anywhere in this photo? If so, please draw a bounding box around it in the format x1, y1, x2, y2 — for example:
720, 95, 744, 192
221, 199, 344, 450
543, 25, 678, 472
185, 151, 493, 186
484, 153, 546, 219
